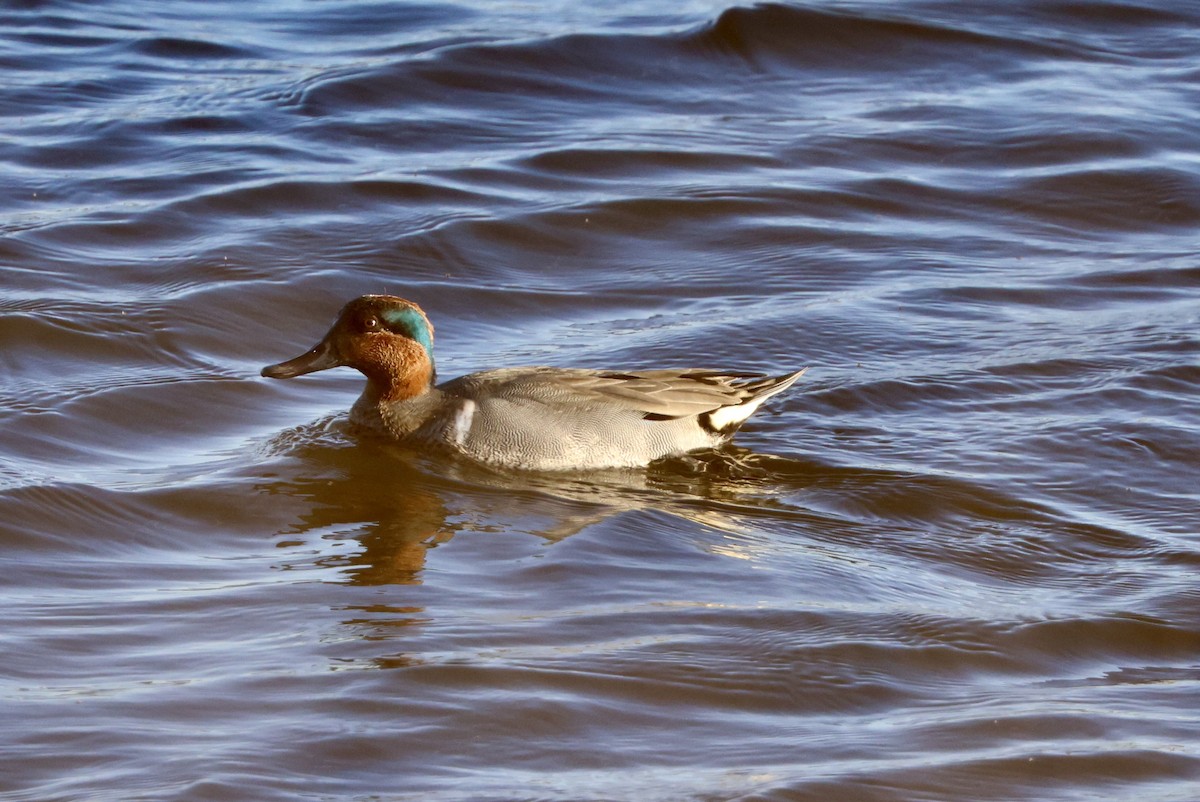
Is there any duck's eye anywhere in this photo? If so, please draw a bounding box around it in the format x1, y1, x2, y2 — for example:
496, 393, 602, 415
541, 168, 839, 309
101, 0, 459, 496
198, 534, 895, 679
363, 316, 380, 331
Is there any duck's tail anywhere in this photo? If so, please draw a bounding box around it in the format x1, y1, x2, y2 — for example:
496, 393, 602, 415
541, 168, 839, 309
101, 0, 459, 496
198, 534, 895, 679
704, 368, 807, 434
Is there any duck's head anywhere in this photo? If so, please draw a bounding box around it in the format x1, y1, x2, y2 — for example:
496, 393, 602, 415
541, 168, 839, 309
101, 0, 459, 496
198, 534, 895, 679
261, 295, 435, 399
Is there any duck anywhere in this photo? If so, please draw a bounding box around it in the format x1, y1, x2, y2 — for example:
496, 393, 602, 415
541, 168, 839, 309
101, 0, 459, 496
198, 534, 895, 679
261, 295, 806, 471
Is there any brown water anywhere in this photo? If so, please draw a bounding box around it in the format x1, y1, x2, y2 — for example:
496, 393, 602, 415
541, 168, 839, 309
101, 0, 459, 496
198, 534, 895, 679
2, 2, 1199, 800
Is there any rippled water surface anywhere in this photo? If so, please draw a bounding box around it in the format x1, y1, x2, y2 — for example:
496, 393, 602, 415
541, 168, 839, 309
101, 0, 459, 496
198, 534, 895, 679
2, 1, 1199, 800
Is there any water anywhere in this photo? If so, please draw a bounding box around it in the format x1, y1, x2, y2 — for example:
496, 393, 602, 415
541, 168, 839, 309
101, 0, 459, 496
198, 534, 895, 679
2, 1, 1198, 800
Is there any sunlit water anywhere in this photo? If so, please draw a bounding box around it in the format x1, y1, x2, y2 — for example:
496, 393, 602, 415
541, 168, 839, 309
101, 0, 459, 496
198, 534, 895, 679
2, 2, 1198, 800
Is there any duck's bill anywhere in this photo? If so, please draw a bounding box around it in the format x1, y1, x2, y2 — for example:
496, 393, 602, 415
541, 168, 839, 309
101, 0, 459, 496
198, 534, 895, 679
261, 340, 339, 379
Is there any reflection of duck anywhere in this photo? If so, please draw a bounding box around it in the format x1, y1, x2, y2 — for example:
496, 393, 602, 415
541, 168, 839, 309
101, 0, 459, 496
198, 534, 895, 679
263, 433, 456, 586
262, 295, 805, 471
261, 421, 827, 589
256, 420, 831, 673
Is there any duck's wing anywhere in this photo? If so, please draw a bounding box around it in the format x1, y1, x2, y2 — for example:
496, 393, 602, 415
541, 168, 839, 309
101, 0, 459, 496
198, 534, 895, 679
552, 369, 804, 418
447, 367, 806, 430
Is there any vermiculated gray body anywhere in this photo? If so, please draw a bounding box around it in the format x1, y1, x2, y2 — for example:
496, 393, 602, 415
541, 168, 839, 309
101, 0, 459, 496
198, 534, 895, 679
365, 366, 805, 471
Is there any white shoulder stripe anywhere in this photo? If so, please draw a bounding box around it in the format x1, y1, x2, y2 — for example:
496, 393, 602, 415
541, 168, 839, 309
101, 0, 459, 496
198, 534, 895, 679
452, 399, 476, 445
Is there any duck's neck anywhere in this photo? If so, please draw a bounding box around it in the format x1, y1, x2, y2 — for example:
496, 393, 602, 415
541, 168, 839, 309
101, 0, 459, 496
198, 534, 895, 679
350, 369, 440, 437
377, 358, 435, 403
